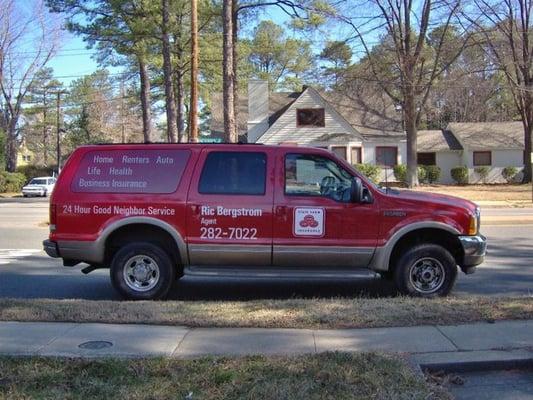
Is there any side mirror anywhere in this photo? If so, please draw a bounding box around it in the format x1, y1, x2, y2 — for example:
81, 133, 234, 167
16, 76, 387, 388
350, 177, 363, 203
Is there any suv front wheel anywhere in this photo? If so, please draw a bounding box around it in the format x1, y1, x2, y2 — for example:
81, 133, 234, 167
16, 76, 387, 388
394, 243, 457, 297
110, 242, 176, 300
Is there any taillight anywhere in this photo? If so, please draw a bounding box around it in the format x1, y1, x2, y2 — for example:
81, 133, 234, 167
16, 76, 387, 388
50, 203, 57, 232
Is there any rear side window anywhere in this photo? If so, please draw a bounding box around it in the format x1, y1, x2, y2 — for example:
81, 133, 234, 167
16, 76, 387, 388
71, 149, 191, 194
198, 151, 266, 195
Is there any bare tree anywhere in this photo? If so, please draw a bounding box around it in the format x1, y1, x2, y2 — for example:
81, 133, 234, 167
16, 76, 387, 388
338, 0, 467, 187
468, 0, 533, 183
162, 0, 178, 143
0, 0, 59, 171
223, 0, 237, 143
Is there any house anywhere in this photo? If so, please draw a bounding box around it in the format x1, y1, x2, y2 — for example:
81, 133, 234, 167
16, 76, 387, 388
209, 80, 526, 184
16, 139, 34, 167
445, 122, 525, 183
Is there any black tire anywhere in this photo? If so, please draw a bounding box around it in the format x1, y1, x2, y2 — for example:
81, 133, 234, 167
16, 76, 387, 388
379, 271, 394, 280
393, 243, 457, 298
110, 242, 176, 300
42, 190, 48, 198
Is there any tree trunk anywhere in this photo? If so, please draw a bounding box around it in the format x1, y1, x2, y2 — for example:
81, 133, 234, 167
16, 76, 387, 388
162, 0, 178, 143
43, 93, 48, 166
404, 92, 419, 188
175, 70, 185, 142
189, 0, 199, 142
232, 1, 239, 141
522, 120, 532, 183
6, 121, 18, 172
138, 58, 153, 143
223, 0, 236, 143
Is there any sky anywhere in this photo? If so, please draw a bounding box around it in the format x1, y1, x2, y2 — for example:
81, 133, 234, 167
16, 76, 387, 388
47, 33, 100, 86
44, 4, 351, 88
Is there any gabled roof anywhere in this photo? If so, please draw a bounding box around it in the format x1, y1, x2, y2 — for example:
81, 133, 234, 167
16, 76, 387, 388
209, 91, 300, 139
446, 122, 524, 150
417, 130, 463, 152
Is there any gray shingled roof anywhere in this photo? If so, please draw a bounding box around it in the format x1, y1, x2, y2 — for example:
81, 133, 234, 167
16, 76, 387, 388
446, 122, 524, 150
417, 130, 463, 151
209, 86, 405, 141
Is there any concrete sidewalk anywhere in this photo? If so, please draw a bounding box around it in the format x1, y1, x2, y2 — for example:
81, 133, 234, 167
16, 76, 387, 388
1, 319, 533, 361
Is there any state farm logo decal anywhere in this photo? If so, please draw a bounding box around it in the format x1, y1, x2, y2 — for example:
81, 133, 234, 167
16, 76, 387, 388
294, 208, 324, 237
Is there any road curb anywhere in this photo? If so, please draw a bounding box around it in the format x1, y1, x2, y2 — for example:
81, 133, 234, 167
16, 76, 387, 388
419, 357, 533, 373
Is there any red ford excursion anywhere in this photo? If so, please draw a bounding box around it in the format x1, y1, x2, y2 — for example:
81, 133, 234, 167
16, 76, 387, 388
43, 144, 486, 300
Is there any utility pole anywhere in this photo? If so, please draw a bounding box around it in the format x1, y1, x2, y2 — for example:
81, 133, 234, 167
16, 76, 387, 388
55, 90, 67, 170
120, 80, 126, 143
189, 0, 199, 142
42, 91, 48, 166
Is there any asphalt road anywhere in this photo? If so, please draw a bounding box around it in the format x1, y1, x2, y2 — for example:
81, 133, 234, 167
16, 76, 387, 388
0, 197, 532, 300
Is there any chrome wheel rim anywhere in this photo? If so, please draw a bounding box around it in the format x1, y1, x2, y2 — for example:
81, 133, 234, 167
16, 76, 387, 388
408, 257, 445, 294
123, 255, 160, 292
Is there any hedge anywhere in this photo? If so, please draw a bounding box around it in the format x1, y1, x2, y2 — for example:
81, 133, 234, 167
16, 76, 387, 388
0, 172, 27, 193
392, 164, 429, 184
16, 165, 57, 181
353, 163, 381, 183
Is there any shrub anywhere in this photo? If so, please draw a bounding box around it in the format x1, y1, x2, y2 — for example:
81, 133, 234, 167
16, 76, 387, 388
0, 172, 27, 193
16, 165, 57, 181
393, 164, 427, 184
424, 165, 441, 184
502, 166, 518, 183
0, 173, 6, 193
417, 166, 427, 183
354, 163, 381, 183
393, 164, 407, 183
474, 166, 490, 184
451, 166, 469, 185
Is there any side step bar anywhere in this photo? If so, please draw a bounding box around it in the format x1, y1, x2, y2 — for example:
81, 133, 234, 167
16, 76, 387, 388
184, 266, 377, 279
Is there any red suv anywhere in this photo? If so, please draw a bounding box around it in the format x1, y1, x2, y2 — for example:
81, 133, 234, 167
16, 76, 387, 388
44, 144, 486, 300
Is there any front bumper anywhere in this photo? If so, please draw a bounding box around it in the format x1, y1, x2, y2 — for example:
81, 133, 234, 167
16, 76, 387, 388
23, 189, 45, 196
43, 239, 59, 258
458, 234, 487, 270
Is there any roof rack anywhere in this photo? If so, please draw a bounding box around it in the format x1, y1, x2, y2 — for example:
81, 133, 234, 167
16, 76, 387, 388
94, 141, 262, 146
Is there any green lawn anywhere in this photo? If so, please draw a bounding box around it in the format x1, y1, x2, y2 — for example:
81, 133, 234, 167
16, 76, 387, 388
0, 352, 449, 400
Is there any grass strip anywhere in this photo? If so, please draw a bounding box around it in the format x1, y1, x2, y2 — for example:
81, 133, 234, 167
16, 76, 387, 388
0, 352, 449, 400
0, 296, 531, 329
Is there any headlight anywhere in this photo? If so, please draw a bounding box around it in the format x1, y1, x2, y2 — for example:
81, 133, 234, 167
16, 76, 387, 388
468, 207, 480, 235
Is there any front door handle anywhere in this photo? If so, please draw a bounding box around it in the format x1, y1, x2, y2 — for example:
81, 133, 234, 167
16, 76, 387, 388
275, 206, 287, 218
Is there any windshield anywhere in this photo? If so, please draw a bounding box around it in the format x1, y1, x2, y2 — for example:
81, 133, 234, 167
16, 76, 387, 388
29, 179, 47, 185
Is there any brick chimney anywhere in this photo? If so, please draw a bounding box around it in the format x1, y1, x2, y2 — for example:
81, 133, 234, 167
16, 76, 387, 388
247, 79, 269, 143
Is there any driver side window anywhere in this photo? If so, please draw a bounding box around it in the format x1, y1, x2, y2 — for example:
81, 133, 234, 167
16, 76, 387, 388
285, 153, 353, 202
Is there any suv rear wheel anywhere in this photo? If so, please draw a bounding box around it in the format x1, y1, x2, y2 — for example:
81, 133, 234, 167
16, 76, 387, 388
394, 243, 457, 297
110, 242, 176, 300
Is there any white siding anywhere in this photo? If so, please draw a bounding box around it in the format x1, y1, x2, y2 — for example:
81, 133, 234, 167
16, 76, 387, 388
436, 152, 462, 184
363, 141, 407, 182
257, 89, 361, 144
467, 149, 524, 183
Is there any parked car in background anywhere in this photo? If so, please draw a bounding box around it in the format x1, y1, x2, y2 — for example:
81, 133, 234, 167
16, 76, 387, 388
22, 177, 56, 197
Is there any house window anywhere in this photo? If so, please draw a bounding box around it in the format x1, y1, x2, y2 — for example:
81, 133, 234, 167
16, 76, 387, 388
350, 147, 362, 164
331, 146, 347, 160
376, 146, 398, 167
473, 151, 491, 166
296, 108, 325, 127
417, 152, 436, 166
